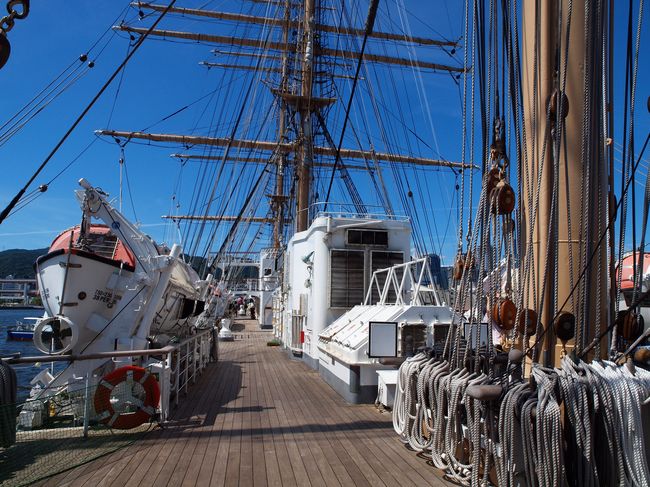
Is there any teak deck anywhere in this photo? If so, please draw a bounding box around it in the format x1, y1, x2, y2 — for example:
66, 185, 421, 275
35, 320, 449, 486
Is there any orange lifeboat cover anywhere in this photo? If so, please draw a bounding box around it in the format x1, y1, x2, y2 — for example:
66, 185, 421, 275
618, 253, 650, 291
49, 224, 136, 268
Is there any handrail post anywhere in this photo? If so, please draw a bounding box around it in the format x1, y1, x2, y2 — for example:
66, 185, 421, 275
175, 349, 180, 407
192, 337, 197, 384
82, 371, 91, 438
184, 342, 189, 395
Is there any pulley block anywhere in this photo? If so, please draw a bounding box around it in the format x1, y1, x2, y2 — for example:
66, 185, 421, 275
516, 308, 538, 336
553, 311, 576, 343
486, 167, 501, 196
491, 298, 517, 330
616, 310, 644, 342
452, 256, 464, 280
452, 251, 475, 280
634, 347, 650, 364
0, 33, 10, 70
549, 90, 570, 120
491, 181, 516, 215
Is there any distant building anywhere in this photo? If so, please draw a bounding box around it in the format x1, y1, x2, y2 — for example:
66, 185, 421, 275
416, 254, 449, 290
0, 277, 39, 305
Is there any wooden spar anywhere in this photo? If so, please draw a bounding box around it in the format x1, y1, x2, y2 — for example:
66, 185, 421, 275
247, 0, 299, 5
135, 2, 459, 47
170, 154, 270, 164
200, 62, 284, 72
213, 50, 287, 60
162, 215, 277, 223
113, 26, 466, 73
199, 61, 359, 80
212, 49, 354, 69
95, 129, 475, 169
171, 153, 385, 171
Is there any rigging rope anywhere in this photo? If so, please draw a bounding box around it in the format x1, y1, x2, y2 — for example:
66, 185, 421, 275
322, 0, 379, 211
0, 0, 179, 226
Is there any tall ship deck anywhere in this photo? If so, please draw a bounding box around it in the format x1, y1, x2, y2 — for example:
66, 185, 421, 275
32, 318, 447, 487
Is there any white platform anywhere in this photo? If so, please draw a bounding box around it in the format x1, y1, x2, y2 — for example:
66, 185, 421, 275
376, 369, 399, 408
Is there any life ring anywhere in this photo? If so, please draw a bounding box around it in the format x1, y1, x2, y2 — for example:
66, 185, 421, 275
94, 365, 160, 430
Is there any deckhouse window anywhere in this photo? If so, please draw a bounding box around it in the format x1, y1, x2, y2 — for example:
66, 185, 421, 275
330, 250, 365, 308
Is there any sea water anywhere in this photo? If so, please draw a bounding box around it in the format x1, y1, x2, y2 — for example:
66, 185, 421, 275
0, 308, 65, 403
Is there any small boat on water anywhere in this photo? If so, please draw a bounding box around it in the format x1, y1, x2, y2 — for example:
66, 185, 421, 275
5, 317, 40, 341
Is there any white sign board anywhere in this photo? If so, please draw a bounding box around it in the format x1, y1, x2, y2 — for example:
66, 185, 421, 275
368, 321, 398, 358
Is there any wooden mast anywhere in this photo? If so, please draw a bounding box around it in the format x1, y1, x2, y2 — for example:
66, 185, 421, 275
296, 0, 315, 232
521, 0, 607, 365
272, 0, 291, 248
520, 0, 555, 366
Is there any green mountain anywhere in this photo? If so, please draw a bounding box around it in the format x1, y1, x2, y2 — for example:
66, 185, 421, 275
0, 248, 260, 280
0, 248, 48, 279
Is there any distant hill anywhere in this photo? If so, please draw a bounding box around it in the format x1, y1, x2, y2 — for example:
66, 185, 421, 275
0, 248, 260, 280
0, 248, 48, 279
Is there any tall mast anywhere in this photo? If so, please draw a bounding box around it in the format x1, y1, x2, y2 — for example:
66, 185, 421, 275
272, 0, 292, 248
521, 0, 608, 365
104, 2, 469, 245
296, 0, 316, 232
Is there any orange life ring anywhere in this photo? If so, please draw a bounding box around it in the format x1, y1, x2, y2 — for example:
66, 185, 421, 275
94, 365, 160, 430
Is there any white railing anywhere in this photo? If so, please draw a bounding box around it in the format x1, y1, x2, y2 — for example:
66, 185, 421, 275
169, 328, 215, 416
4, 327, 217, 428
308, 202, 409, 222
364, 257, 445, 306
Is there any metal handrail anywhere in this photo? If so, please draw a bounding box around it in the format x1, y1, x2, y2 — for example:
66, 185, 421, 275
2, 327, 216, 424
1, 328, 214, 364
308, 201, 409, 222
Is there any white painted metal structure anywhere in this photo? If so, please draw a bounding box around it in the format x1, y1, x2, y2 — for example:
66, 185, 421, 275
31, 179, 222, 399
258, 248, 281, 329
364, 257, 445, 306
276, 211, 411, 368
15, 327, 215, 429
317, 257, 454, 403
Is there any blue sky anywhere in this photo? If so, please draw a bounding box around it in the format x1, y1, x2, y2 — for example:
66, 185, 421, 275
0, 1, 648, 265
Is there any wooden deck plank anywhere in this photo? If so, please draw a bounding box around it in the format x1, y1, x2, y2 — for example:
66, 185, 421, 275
290, 369, 429, 485
169, 360, 233, 487
182, 354, 240, 486
310, 375, 443, 487
224, 340, 246, 487
265, 355, 326, 487
27, 319, 452, 487
288, 371, 390, 487
254, 341, 295, 487
273, 354, 379, 487
211, 340, 246, 487
266, 353, 359, 487
143, 374, 221, 487
246, 341, 269, 487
